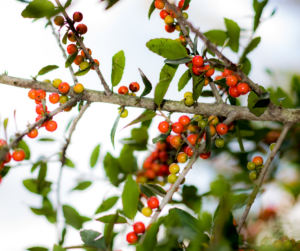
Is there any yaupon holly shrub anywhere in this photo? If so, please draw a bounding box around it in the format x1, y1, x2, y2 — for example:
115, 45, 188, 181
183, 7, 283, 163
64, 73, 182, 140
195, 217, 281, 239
1, 0, 300, 250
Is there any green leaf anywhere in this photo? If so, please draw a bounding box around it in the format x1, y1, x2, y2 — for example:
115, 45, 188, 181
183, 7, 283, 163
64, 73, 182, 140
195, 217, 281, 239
0, 165, 11, 178
205, 124, 212, 152
62, 30, 68, 45
105, 213, 118, 246
144, 184, 166, 197
64, 0, 72, 8
97, 214, 127, 224
63, 205, 88, 230
148, 0, 155, 19
90, 144, 100, 168
139, 68, 153, 97
118, 145, 136, 173
201, 90, 214, 97
224, 18, 240, 53
241, 58, 251, 75
103, 153, 124, 187
37, 162, 47, 191
111, 50, 125, 86
154, 64, 178, 106
71, 181, 92, 191
235, 124, 245, 152
38, 138, 55, 141
122, 175, 139, 219
239, 37, 261, 63
80, 230, 106, 249
123, 110, 156, 129
3, 118, 8, 131
64, 158, 74, 168
17, 140, 30, 160
74, 65, 92, 76
253, 0, 268, 31
38, 65, 59, 76
214, 78, 227, 89
182, 0, 191, 10
164, 57, 191, 65
95, 196, 119, 214
59, 228, 67, 246
193, 35, 198, 55
21, 0, 55, 19
27, 247, 49, 251
23, 179, 52, 196
248, 88, 269, 117
65, 51, 78, 68
131, 127, 149, 145
146, 38, 188, 60
101, 0, 120, 10
192, 74, 205, 101
203, 30, 228, 47
139, 184, 156, 198
178, 69, 192, 91
152, 134, 168, 144
110, 111, 122, 148
53, 245, 65, 251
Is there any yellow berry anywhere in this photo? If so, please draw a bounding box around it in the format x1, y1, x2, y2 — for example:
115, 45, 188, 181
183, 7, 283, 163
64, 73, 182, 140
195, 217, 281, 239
168, 174, 178, 184
208, 116, 219, 126
59, 95, 69, 104
73, 83, 84, 94
119, 109, 128, 118
52, 79, 62, 88
184, 92, 193, 98
43, 79, 51, 83
141, 207, 152, 217
164, 15, 174, 25
169, 163, 180, 174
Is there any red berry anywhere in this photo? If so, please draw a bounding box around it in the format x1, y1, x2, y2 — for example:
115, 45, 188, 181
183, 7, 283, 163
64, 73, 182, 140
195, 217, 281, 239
156, 141, 167, 151
204, 65, 215, 77
253, 156, 263, 166
192, 56, 204, 67
36, 115, 48, 127
129, 82, 140, 92
74, 55, 84, 66
145, 169, 156, 180
187, 134, 198, 146
4, 152, 11, 164
170, 135, 182, 148
237, 83, 250, 95
158, 164, 169, 176
28, 129, 38, 139
226, 75, 239, 87
178, 115, 190, 126
172, 122, 184, 134
0, 139, 7, 149
222, 69, 233, 77
49, 93, 60, 104
151, 162, 160, 173
151, 150, 159, 160
200, 151, 211, 159
45, 121, 57, 132
165, 24, 175, 33
35, 90, 46, 101
143, 156, 153, 169
186, 146, 194, 157
166, 135, 172, 144
36, 103, 47, 115
73, 12, 83, 22
229, 86, 240, 98
67, 44, 78, 55
28, 89, 36, 100
216, 123, 228, 135
133, 222, 145, 234
76, 24, 87, 34
58, 82, 70, 94
192, 66, 203, 76
12, 149, 25, 161
159, 151, 168, 162
126, 232, 138, 244
178, 0, 189, 10
147, 196, 159, 209
160, 10, 169, 19
35, 99, 42, 104
118, 86, 129, 95
158, 121, 170, 134
154, 0, 165, 9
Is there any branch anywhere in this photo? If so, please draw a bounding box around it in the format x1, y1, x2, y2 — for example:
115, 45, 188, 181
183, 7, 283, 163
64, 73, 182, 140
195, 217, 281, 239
0, 97, 80, 162
237, 123, 293, 233
209, 81, 223, 103
54, 0, 112, 96
49, 20, 79, 85
2, 75, 299, 124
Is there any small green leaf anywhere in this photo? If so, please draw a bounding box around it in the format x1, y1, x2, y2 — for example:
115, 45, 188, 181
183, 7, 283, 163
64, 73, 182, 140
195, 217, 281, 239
80, 230, 106, 249
102, 0, 121, 10
62, 29, 68, 45
182, 0, 191, 11
247, 87, 269, 117
3, 118, 8, 130
38, 65, 59, 76
222, 38, 230, 49
22, 0, 55, 19
241, 58, 251, 75
17, 140, 30, 160
63, 205, 88, 230
152, 134, 168, 144
110, 111, 122, 148
203, 30, 228, 47
205, 125, 212, 152
144, 184, 166, 197
0, 165, 11, 178
123, 109, 156, 129
27, 247, 49, 251
239, 37, 261, 63
146, 38, 188, 60
277, 97, 286, 102
37, 162, 47, 191
111, 50, 125, 86
105, 213, 118, 246
53, 245, 65, 251
23, 179, 52, 196
193, 35, 198, 55
224, 18, 240, 53
270, 8, 276, 17
71, 181, 92, 191
97, 214, 127, 224
64, 0, 72, 8
95, 196, 119, 214
253, 0, 268, 31
103, 152, 124, 187
214, 78, 227, 89
38, 138, 55, 141
122, 175, 139, 219
90, 144, 100, 168
65, 51, 78, 68
139, 184, 156, 198
192, 74, 205, 101
235, 124, 245, 152
178, 69, 192, 92
201, 90, 214, 97
139, 68, 153, 97
74, 64, 92, 76
164, 57, 191, 65
148, 0, 155, 19
65, 158, 75, 168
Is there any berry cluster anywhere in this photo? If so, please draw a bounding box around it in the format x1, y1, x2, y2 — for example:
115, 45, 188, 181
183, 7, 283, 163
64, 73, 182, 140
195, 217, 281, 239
273, 238, 299, 251
247, 156, 264, 181
55, 12, 100, 74
117, 82, 140, 118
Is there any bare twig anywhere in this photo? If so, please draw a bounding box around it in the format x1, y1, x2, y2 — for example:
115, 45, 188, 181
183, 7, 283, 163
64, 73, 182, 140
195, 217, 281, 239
237, 124, 293, 233
54, 0, 112, 96
209, 81, 223, 103
49, 20, 78, 85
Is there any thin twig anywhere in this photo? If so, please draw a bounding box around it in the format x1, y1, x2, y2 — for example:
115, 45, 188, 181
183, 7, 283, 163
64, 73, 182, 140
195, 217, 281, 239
237, 124, 293, 233
49, 20, 79, 85
54, 0, 112, 96
209, 81, 223, 103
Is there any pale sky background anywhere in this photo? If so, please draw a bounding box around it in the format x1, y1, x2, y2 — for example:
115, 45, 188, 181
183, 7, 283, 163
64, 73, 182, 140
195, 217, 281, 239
1, 0, 300, 250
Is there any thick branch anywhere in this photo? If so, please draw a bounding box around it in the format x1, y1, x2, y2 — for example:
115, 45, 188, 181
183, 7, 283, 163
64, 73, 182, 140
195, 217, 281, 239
54, 0, 112, 96
49, 20, 79, 85
237, 124, 293, 233
2, 75, 300, 124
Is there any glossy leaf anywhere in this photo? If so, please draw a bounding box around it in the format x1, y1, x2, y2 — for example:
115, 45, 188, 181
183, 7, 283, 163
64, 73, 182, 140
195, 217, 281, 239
148, 0, 155, 19
122, 175, 139, 219
103, 152, 124, 187
224, 18, 240, 53
164, 57, 191, 65
0, 165, 11, 178
62, 30, 68, 45
37, 162, 47, 191
123, 110, 156, 129
105, 213, 118, 246
139, 184, 156, 198
65, 51, 78, 68
193, 35, 198, 55
63, 205, 89, 230
111, 50, 125, 86
139, 68, 153, 97
118, 145, 137, 173
144, 184, 166, 197
95, 196, 119, 214
22, 0, 55, 19
203, 30, 228, 47
178, 69, 192, 92
80, 230, 107, 249
146, 38, 188, 60
23, 179, 52, 196
154, 64, 178, 106
235, 124, 245, 152
74, 65, 92, 76
97, 214, 127, 224
38, 65, 59, 76
110, 111, 122, 148
90, 144, 100, 168
71, 181, 92, 191
253, 0, 268, 31
241, 58, 251, 75
201, 90, 214, 97
248, 87, 269, 117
